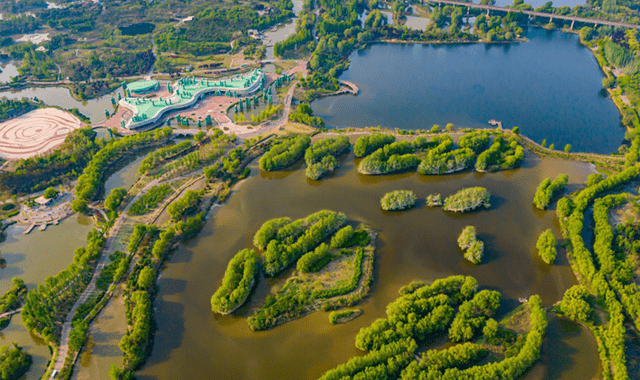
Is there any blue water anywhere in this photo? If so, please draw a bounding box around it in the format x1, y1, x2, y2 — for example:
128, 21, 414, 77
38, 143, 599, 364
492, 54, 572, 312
312, 28, 624, 154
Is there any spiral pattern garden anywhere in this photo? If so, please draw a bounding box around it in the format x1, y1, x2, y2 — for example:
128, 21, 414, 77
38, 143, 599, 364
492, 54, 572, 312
0, 108, 83, 159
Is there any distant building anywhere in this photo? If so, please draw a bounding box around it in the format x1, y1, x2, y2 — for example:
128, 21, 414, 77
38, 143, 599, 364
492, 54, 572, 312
248, 29, 261, 39
34, 196, 53, 207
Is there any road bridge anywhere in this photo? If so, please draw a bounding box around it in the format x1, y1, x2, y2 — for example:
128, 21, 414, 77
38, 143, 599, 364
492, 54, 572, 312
425, 0, 640, 30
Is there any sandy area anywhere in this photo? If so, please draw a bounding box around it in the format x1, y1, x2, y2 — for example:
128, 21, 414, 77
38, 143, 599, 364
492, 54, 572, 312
0, 108, 84, 159
16, 33, 50, 44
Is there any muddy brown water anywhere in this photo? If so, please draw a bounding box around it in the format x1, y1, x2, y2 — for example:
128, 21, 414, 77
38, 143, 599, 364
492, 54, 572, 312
0, 215, 93, 379
117, 149, 604, 380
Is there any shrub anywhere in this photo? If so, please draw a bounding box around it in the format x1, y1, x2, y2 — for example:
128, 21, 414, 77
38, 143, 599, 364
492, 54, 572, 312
533, 174, 568, 210
259, 135, 311, 171
380, 190, 417, 211
43, 187, 58, 199
443, 187, 490, 212
297, 243, 332, 273
536, 229, 557, 264
457, 226, 484, 264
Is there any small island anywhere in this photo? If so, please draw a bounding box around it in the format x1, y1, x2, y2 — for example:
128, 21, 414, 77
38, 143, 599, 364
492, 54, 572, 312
536, 229, 557, 264
328, 309, 362, 324
321, 276, 547, 379
211, 210, 377, 330
0, 343, 32, 380
443, 187, 491, 213
426, 194, 442, 207
533, 174, 568, 210
457, 226, 484, 264
380, 190, 417, 211
210, 249, 259, 315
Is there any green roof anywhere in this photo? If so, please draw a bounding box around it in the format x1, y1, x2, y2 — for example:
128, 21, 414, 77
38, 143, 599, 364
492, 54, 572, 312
128, 80, 159, 92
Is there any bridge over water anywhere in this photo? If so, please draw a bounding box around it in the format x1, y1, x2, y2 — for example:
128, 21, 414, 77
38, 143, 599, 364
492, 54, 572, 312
425, 0, 640, 30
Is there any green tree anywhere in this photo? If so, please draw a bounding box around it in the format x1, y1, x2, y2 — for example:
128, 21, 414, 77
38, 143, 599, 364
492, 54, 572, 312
72, 198, 88, 214
564, 144, 572, 153
104, 187, 127, 212
137, 267, 154, 290
43, 187, 58, 199
559, 285, 593, 322
536, 229, 557, 264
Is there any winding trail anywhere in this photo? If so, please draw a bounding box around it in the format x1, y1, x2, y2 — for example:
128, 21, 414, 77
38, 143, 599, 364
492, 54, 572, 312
50, 179, 159, 376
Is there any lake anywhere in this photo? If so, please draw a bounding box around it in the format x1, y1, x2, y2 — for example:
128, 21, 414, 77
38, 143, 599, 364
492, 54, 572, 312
312, 28, 624, 154
129, 143, 601, 380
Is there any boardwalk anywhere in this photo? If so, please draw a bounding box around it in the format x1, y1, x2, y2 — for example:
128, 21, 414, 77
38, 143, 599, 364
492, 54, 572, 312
425, 0, 640, 30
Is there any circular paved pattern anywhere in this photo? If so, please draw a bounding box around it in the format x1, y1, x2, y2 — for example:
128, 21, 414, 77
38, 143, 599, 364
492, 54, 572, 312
0, 108, 84, 159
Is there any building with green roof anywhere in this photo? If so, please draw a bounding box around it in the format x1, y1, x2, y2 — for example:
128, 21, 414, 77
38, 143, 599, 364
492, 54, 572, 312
119, 69, 265, 130
126, 80, 160, 95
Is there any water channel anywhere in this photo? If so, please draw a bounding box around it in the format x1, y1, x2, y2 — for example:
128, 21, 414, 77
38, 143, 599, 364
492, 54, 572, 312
312, 28, 624, 154
124, 145, 602, 380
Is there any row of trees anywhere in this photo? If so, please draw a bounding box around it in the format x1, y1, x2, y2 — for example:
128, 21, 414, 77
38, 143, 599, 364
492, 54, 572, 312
533, 174, 568, 210
289, 103, 325, 128
262, 210, 347, 275
296, 243, 332, 273
354, 133, 396, 157
358, 140, 419, 174
104, 187, 127, 213
320, 275, 547, 379
304, 136, 350, 180
475, 135, 524, 172
128, 185, 172, 216
210, 249, 259, 314
418, 147, 475, 175
556, 165, 640, 378
448, 290, 501, 342
0, 127, 99, 194
22, 229, 105, 344
400, 342, 488, 379
242, 213, 374, 331
259, 135, 311, 171
138, 140, 194, 175
167, 190, 202, 221
354, 276, 478, 352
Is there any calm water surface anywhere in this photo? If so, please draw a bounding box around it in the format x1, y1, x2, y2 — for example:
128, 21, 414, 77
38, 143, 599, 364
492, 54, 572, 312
129, 145, 600, 380
0, 215, 93, 379
0, 87, 123, 124
312, 28, 623, 154
264, 0, 304, 60
102, 153, 146, 198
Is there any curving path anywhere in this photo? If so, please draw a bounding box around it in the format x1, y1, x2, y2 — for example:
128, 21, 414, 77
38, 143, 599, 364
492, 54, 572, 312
50, 179, 159, 376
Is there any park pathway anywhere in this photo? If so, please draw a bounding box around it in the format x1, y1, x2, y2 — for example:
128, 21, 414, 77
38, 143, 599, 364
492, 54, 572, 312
50, 179, 159, 376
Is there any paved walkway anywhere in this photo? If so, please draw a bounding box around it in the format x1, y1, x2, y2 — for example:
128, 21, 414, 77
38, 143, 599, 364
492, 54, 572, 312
50, 179, 159, 376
